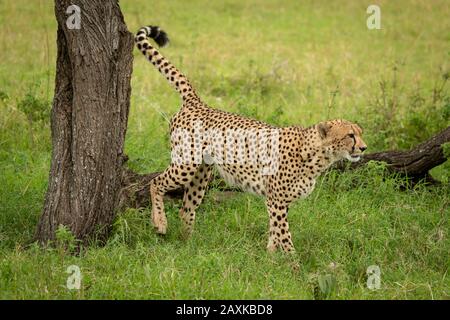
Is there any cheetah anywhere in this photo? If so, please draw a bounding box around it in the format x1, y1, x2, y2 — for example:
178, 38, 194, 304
135, 25, 367, 252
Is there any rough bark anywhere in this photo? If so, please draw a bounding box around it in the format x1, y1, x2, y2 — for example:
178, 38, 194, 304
36, 0, 134, 244
119, 127, 449, 209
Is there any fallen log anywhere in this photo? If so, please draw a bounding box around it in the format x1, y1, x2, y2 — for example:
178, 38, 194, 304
334, 126, 450, 182
119, 126, 449, 209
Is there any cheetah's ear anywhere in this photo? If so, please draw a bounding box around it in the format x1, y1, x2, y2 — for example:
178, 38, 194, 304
317, 122, 330, 139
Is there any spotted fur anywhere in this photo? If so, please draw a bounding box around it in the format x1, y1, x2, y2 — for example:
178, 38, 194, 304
135, 26, 367, 252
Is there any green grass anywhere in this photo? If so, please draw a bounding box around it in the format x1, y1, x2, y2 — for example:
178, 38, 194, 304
0, 0, 449, 299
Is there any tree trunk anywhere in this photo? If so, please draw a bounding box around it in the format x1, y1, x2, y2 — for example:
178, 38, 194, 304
36, 0, 134, 244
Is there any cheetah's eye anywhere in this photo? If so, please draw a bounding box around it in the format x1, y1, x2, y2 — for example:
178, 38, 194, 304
348, 133, 355, 139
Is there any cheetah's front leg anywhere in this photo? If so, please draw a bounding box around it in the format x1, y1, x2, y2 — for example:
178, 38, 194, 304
266, 200, 295, 253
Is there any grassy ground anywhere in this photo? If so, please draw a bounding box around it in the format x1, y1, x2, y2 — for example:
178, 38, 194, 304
0, 0, 449, 299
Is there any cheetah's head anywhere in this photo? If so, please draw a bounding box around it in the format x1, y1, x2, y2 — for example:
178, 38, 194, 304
317, 119, 367, 163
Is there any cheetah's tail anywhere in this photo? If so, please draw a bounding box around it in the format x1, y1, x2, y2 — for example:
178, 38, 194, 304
135, 26, 198, 101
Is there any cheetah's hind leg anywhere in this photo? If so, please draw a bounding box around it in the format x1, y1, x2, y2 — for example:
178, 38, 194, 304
149, 163, 200, 234
179, 164, 212, 238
